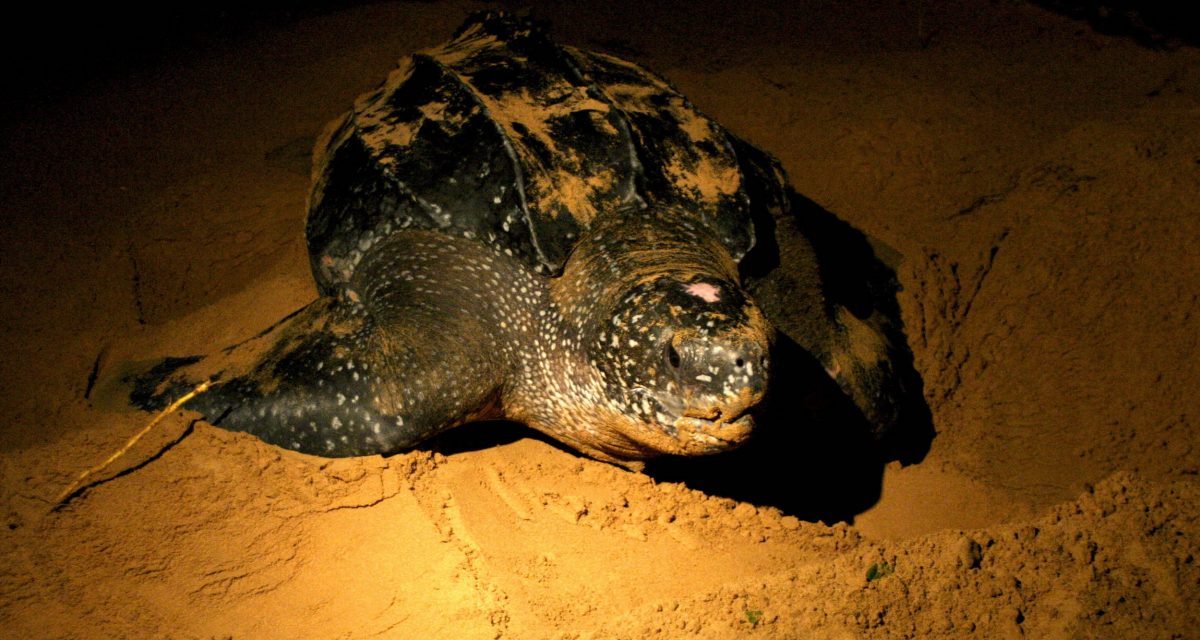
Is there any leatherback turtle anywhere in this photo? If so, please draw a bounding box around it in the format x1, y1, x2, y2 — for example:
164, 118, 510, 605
132, 12, 915, 466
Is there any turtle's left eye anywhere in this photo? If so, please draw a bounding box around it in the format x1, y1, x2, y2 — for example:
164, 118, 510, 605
665, 341, 682, 369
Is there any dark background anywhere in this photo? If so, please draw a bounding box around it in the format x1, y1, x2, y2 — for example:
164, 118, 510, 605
3, 1, 1196, 118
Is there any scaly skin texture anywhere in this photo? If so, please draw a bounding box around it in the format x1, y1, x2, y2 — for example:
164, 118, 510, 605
517, 211, 772, 463
146, 210, 773, 465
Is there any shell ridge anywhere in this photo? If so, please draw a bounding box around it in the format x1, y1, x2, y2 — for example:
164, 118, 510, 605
564, 49, 756, 258
413, 52, 549, 271
559, 45, 648, 212
430, 17, 649, 273
713, 128, 758, 261
342, 79, 447, 230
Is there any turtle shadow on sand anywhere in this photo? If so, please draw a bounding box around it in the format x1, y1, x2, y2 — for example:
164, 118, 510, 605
425, 193, 935, 524
644, 334, 932, 524
642, 192, 934, 523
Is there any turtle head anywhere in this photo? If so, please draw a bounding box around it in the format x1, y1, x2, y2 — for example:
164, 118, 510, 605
552, 214, 773, 459
595, 273, 773, 455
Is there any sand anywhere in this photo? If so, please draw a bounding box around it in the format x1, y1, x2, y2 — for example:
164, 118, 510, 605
1, 1, 1198, 638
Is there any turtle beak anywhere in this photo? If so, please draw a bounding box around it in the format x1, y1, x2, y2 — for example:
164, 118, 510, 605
665, 330, 770, 418
675, 412, 756, 450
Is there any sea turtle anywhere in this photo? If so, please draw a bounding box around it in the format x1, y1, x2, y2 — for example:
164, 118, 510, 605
132, 12, 918, 467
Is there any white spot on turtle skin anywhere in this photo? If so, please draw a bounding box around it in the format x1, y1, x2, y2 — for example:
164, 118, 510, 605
695, 374, 713, 383
685, 282, 721, 302
331, 417, 343, 430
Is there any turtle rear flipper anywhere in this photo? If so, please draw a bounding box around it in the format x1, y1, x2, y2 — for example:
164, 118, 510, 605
129, 231, 523, 457
747, 186, 930, 456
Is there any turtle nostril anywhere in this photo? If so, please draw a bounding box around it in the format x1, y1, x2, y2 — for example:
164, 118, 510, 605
666, 342, 682, 369
734, 357, 745, 368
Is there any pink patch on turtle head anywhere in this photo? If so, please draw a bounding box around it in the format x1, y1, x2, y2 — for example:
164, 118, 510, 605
685, 282, 721, 303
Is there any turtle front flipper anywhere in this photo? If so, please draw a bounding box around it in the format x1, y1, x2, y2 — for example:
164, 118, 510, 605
821, 306, 910, 435
743, 183, 929, 454
130, 231, 524, 457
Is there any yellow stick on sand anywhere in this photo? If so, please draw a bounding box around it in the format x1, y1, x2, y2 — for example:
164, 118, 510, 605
53, 380, 213, 508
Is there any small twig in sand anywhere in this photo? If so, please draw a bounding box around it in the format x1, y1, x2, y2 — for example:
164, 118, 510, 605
52, 380, 212, 509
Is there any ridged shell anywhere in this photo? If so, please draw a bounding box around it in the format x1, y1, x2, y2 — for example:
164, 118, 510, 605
306, 12, 778, 294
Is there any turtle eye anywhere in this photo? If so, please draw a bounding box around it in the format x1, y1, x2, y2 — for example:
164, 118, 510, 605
665, 342, 682, 369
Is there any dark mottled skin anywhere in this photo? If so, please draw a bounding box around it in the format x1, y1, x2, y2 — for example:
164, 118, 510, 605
133, 12, 911, 466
